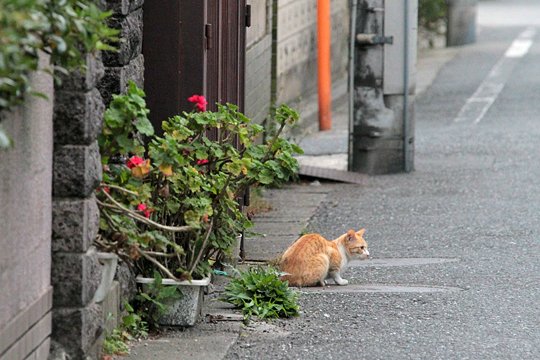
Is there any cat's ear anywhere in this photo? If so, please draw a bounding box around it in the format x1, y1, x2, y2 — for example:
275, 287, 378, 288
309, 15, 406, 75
356, 228, 366, 237
346, 230, 356, 242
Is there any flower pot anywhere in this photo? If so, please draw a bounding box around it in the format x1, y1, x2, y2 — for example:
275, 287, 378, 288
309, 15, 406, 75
136, 275, 211, 327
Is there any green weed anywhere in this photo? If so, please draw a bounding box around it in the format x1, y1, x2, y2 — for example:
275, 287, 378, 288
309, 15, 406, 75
221, 267, 299, 321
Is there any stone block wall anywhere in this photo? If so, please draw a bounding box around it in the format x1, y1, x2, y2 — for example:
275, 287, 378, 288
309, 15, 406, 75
50, 0, 145, 358
99, 0, 145, 104
51, 48, 106, 358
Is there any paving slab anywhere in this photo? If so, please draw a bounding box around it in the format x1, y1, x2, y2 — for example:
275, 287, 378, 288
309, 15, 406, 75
244, 234, 297, 261
125, 322, 241, 360
249, 221, 305, 237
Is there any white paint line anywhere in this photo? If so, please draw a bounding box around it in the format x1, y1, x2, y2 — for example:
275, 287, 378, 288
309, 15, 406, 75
505, 39, 534, 58
454, 27, 536, 124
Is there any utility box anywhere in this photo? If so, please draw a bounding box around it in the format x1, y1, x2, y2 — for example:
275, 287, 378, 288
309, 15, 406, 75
383, 1, 417, 95
350, 0, 417, 174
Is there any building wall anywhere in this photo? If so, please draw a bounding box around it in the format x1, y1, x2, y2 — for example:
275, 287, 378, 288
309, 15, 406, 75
245, 0, 350, 127
275, 0, 349, 122
245, 0, 273, 124
0, 54, 53, 360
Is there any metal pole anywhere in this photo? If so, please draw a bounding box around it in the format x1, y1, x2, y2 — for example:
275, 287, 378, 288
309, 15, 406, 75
403, 0, 412, 172
318, 0, 332, 131
348, 0, 358, 171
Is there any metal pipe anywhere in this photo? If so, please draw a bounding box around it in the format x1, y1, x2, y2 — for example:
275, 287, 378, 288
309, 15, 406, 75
318, 0, 332, 131
348, 0, 358, 171
403, 0, 412, 172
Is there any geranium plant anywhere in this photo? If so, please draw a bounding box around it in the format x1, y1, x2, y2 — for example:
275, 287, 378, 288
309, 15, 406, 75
96, 83, 303, 280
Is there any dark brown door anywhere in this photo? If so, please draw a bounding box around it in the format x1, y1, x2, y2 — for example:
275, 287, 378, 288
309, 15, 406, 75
143, 0, 247, 130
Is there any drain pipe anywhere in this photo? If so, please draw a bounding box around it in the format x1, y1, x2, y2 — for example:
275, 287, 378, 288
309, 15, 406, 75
403, 0, 412, 172
318, 0, 332, 131
347, 0, 358, 171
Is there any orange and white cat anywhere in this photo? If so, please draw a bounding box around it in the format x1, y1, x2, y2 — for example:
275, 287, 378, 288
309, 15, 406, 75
279, 229, 369, 287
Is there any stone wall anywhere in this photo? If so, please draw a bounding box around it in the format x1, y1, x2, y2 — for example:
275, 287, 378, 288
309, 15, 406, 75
0, 54, 54, 360
50, 47, 106, 358
99, 0, 145, 104
49, 0, 145, 358
245, 0, 273, 125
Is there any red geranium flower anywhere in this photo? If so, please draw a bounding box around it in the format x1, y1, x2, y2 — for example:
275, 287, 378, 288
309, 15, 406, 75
187, 94, 207, 112
126, 156, 144, 169
137, 203, 152, 218
96, 186, 110, 194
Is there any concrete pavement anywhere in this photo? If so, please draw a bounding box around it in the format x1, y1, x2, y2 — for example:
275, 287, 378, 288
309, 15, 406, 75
226, 4, 540, 359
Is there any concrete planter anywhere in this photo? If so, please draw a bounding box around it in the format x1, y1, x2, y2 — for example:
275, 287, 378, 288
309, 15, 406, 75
136, 275, 210, 327
92, 252, 119, 303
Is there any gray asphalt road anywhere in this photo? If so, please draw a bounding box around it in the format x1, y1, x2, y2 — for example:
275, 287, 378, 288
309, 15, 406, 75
225, 6, 540, 360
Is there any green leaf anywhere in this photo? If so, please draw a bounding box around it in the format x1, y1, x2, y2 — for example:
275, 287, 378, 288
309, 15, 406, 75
183, 210, 200, 228
134, 116, 154, 136
220, 267, 299, 320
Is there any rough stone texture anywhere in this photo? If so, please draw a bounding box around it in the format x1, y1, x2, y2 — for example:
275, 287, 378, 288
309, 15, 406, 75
51, 248, 103, 308
53, 88, 104, 145
157, 286, 205, 327
0, 53, 53, 359
56, 53, 105, 92
52, 196, 100, 253
103, 0, 144, 16
103, 9, 143, 67
53, 141, 102, 198
52, 303, 104, 359
98, 54, 144, 103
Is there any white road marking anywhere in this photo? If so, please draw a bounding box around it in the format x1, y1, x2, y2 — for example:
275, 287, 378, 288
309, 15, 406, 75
505, 39, 534, 58
454, 27, 536, 124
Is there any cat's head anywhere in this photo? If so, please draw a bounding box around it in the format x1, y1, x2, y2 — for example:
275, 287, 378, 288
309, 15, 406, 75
343, 229, 369, 260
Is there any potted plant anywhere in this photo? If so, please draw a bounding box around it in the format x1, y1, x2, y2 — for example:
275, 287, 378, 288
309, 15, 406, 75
95, 83, 302, 326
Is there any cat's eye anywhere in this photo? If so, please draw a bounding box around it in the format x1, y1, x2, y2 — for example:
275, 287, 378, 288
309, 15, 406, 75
360, 246, 365, 250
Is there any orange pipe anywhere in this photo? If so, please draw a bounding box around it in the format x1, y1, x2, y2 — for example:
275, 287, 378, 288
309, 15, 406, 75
317, 0, 332, 131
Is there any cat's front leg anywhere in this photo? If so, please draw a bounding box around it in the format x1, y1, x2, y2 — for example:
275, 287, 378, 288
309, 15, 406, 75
330, 271, 349, 286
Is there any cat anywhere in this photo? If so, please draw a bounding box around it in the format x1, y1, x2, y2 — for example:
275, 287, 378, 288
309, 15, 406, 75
279, 229, 369, 287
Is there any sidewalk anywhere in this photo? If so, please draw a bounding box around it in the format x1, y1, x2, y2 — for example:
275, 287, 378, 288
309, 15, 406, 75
124, 46, 459, 360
